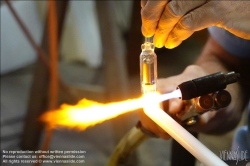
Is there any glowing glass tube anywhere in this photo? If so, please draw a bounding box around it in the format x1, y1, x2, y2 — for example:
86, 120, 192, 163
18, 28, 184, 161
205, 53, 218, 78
140, 37, 157, 94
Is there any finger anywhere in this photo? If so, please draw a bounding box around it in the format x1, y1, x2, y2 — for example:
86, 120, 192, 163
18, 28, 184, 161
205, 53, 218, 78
156, 124, 171, 140
141, 0, 148, 8
158, 131, 172, 140
141, 0, 168, 37
169, 98, 183, 114
138, 109, 171, 139
165, 2, 220, 49
154, 1, 206, 48
188, 111, 217, 133
157, 76, 180, 93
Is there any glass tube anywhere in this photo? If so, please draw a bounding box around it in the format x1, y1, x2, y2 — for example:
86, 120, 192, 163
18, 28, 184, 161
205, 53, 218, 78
140, 37, 157, 94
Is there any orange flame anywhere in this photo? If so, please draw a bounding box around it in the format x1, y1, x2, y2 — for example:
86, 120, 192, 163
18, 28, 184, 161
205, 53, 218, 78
40, 91, 180, 131
40, 96, 146, 130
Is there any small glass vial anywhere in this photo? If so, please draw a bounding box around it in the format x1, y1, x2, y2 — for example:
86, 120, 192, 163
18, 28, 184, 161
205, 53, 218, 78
140, 37, 157, 94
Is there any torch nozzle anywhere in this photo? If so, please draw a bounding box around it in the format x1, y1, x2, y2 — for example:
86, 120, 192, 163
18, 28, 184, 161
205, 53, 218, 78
224, 71, 240, 84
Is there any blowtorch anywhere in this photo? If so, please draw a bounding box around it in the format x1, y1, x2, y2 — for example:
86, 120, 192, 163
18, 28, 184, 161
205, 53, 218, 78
175, 72, 240, 126
177, 71, 240, 100
139, 37, 240, 128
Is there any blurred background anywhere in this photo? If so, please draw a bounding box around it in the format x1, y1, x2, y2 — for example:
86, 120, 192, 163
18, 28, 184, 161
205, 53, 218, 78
1, 1, 247, 166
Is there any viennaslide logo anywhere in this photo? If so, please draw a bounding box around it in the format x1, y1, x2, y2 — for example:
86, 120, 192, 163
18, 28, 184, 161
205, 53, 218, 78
219, 146, 248, 165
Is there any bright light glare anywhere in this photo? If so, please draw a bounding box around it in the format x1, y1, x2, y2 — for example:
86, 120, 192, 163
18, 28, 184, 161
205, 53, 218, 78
159, 89, 182, 101
40, 90, 182, 131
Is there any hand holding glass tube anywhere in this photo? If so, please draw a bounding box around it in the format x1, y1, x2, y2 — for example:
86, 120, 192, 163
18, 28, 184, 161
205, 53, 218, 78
139, 38, 228, 166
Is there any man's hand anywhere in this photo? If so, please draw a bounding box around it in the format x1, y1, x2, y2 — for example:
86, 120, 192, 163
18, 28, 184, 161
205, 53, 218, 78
139, 65, 209, 139
141, 0, 250, 48
139, 63, 243, 139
